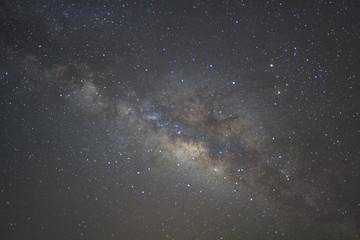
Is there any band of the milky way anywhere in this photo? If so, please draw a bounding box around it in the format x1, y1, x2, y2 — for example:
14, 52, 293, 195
0, 1, 359, 239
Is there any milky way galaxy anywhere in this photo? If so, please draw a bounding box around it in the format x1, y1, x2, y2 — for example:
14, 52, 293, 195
1, 1, 360, 239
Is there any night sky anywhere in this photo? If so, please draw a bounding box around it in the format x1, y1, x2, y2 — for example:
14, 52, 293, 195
1, 1, 360, 239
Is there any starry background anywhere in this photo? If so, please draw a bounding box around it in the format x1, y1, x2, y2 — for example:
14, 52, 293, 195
1, 0, 360, 239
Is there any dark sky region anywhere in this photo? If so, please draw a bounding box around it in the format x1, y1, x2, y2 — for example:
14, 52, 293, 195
1, 0, 360, 239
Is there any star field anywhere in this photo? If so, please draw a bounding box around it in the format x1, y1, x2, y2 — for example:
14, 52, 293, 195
1, 1, 360, 239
